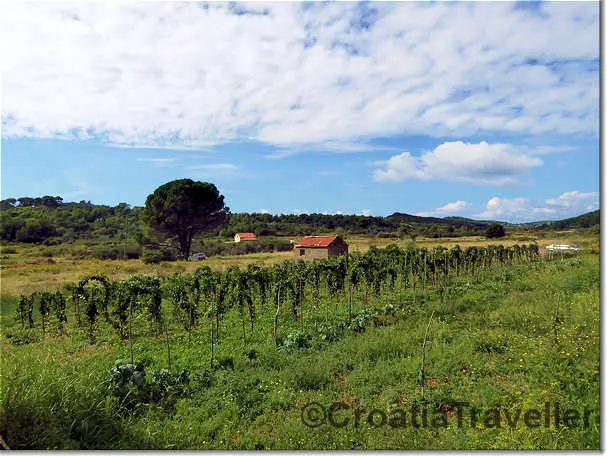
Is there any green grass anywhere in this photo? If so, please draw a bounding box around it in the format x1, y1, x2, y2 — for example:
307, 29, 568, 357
1, 228, 598, 297
0, 254, 600, 449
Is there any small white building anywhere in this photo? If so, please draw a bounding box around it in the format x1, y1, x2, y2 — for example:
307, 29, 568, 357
234, 232, 257, 243
545, 244, 580, 252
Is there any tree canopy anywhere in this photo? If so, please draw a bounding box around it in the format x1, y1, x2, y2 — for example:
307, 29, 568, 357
141, 180, 228, 260
486, 223, 506, 239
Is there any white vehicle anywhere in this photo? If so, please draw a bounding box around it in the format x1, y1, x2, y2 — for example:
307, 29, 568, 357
545, 244, 580, 252
189, 252, 207, 261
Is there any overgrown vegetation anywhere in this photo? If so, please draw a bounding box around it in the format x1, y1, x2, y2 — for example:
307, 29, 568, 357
0, 241, 599, 449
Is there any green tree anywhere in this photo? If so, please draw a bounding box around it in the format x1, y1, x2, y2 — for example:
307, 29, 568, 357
141, 179, 228, 260
486, 223, 506, 239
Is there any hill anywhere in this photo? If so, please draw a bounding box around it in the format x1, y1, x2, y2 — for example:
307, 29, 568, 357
0, 196, 599, 250
544, 209, 600, 229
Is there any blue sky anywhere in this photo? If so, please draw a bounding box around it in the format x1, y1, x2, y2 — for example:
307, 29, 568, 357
1, 2, 599, 222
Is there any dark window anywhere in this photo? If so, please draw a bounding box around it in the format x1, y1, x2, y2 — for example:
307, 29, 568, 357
299, 249, 305, 256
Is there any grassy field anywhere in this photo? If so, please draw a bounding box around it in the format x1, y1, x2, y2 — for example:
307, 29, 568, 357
0, 235, 600, 449
0, 230, 596, 297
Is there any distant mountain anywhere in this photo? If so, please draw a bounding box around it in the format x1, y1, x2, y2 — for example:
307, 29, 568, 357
387, 212, 493, 229
529, 209, 600, 229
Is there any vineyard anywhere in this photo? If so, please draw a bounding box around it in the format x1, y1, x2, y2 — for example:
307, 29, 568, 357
10, 244, 541, 356
1, 242, 600, 449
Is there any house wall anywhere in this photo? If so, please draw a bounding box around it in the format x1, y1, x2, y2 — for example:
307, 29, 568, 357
234, 234, 240, 243
295, 242, 348, 260
295, 247, 329, 260
328, 238, 348, 256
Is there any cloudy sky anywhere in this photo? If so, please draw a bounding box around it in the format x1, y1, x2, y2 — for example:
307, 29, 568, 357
1, 1, 599, 222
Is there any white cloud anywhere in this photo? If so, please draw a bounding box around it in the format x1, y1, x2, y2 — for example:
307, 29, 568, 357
545, 190, 599, 209
137, 157, 175, 164
417, 200, 468, 217
478, 190, 599, 221
373, 141, 542, 186
361, 209, 371, 217
522, 145, 574, 156
1, 2, 598, 150
259, 208, 271, 214
188, 163, 237, 171
478, 196, 555, 220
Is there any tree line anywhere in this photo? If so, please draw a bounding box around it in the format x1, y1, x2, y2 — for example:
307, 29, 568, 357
0, 196, 490, 246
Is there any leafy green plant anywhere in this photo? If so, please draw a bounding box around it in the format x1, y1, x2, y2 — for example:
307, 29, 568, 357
5, 331, 40, 346
349, 309, 373, 333
105, 361, 190, 413
216, 356, 234, 370
315, 322, 345, 343
280, 330, 311, 350
191, 368, 213, 389
382, 303, 399, 316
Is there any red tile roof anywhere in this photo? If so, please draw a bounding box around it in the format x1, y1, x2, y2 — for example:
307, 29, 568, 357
295, 235, 339, 248
236, 232, 257, 241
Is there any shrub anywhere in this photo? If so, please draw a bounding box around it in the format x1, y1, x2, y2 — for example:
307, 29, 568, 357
280, 330, 311, 350
89, 246, 120, 260
193, 238, 292, 258
316, 322, 345, 343
486, 223, 506, 239
5, 331, 39, 345
123, 243, 142, 259
382, 303, 398, 316
142, 248, 176, 264
216, 357, 234, 370
105, 361, 190, 412
192, 368, 213, 389
349, 309, 373, 333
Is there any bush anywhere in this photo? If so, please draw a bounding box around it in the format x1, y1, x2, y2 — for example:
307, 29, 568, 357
142, 248, 176, 264
192, 368, 213, 389
349, 309, 373, 333
193, 238, 292, 258
89, 246, 120, 260
123, 243, 142, 259
280, 330, 311, 350
105, 361, 190, 412
216, 357, 234, 370
382, 303, 398, 316
486, 223, 506, 239
5, 331, 40, 346
316, 322, 345, 343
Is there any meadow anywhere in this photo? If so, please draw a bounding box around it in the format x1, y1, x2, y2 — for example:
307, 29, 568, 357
0, 232, 600, 449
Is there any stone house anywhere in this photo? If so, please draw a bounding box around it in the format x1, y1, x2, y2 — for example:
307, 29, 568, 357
294, 235, 348, 260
